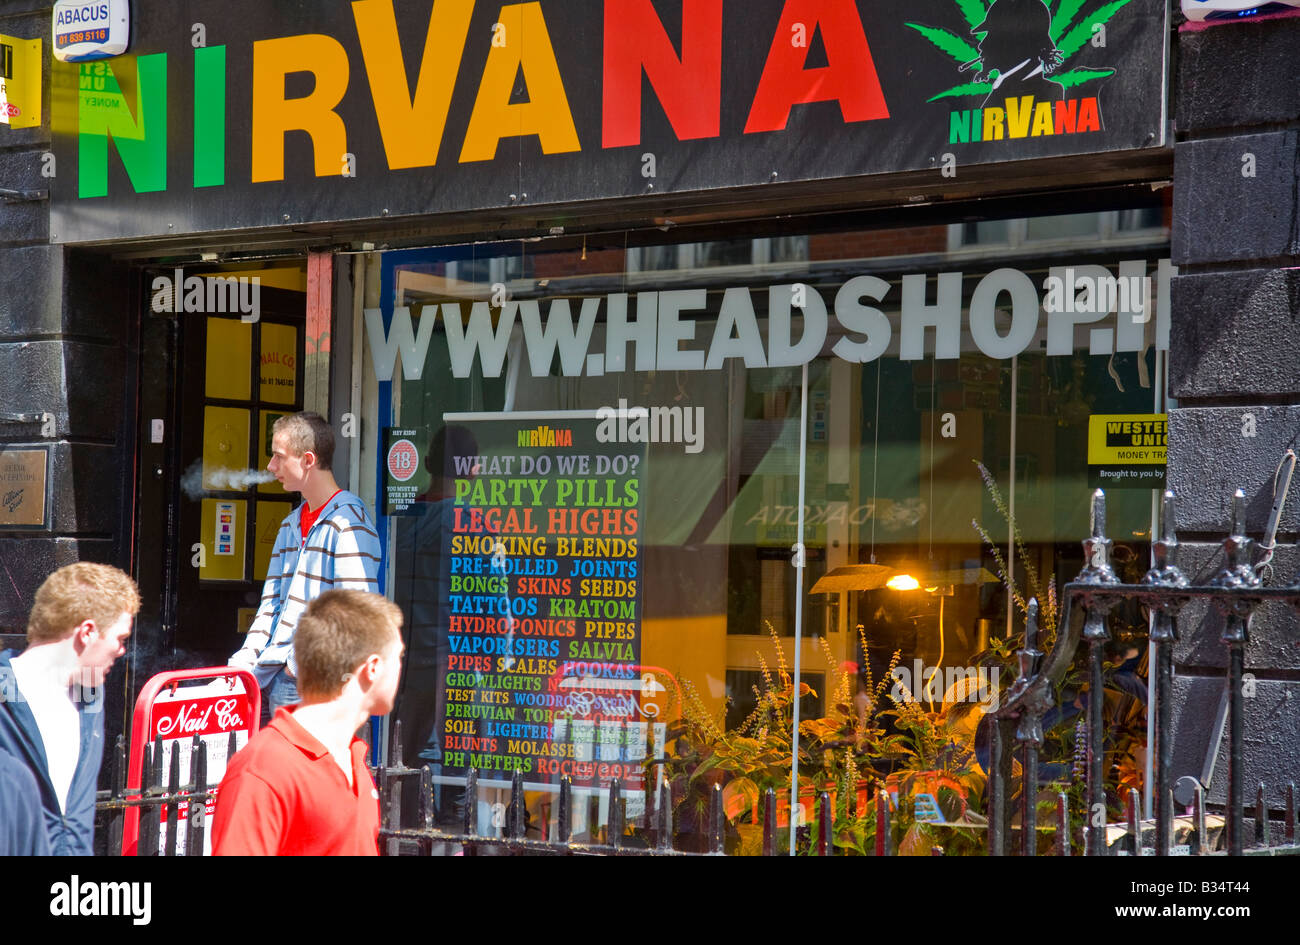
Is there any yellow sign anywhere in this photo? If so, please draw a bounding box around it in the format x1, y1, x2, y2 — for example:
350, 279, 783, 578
1088, 414, 1168, 465
0, 35, 42, 129
259, 323, 297, 404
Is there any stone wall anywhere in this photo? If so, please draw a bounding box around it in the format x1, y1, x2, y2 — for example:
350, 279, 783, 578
1167, 15, 1300, 808
0, 1, 134, 638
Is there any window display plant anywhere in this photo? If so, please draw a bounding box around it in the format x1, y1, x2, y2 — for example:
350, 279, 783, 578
661, 625, 990, 855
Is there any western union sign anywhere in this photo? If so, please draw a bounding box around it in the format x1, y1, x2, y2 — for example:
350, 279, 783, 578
1088, 413, 1167, 489
0, 35, 41, 129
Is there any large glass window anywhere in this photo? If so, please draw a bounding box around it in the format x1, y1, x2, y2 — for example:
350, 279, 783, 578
358, 203, 1171, 853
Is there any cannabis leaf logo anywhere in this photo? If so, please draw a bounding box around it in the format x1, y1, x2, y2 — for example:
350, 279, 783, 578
907, 0, 1134, 102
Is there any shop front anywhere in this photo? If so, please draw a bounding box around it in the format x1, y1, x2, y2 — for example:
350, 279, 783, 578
27, 0, 1182, 851
362, 210, 1172, 849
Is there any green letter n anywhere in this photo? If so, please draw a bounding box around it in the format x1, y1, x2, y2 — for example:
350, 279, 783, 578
79, 54, 167, 197
948, 109, 970, 144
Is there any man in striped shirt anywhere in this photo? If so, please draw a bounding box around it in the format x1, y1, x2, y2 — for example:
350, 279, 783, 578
229, 412, 382, 725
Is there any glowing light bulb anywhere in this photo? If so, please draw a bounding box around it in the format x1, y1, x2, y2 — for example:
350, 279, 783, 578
886, 574, 920, 591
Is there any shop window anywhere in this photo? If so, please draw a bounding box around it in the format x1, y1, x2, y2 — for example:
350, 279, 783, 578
695, 239, 753, 268
768, 236, 810, 263
1025, 211, 1104, 242
957, 219, 1013, 247
628, 237, 810, 274
446, 255, 525, 286
725, 669, 823, 731
1117, 207, 1164, 232
949, 210, 1168, 252
634, 244, 680, 272
362, 207, 1169, 850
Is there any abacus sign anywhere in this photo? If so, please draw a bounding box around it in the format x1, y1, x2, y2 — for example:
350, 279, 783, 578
49, 0, 1168, 243
52, 0, 130, 63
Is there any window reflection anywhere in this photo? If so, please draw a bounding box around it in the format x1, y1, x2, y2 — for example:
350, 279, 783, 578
370, 204, 1169, 851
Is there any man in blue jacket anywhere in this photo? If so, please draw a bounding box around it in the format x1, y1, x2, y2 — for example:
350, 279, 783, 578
0, 562, 140, 855
0, 749, 50, 854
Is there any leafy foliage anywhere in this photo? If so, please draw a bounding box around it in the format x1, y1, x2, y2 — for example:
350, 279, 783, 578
661, 624, 991, 855
965, 460, 1153, 849
1049, 0, 1090, 43
970, 459, 1059, 636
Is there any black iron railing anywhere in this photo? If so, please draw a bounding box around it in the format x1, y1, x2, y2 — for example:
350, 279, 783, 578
95, 732, 234, 856
374, 737, 917, 857
989, 489, 1300, 856
95, 488, 1300, 855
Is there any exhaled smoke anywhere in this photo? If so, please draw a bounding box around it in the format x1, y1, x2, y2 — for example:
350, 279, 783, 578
179, 461, 275, 499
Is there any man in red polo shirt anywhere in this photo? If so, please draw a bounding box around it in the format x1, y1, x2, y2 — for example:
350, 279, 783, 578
212, 590, 404, 856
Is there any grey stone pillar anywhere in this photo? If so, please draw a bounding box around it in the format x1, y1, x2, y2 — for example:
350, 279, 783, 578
1167, 16, 1300, 810
0, 0, 134, 644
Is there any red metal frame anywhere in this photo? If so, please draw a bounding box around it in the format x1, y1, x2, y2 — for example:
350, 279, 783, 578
121, 667, 260, 855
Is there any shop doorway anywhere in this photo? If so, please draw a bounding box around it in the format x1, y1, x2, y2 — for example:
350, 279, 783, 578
135, 264, 309, 666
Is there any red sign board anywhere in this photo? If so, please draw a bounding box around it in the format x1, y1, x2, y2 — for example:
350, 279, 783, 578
122, 668, 260, 855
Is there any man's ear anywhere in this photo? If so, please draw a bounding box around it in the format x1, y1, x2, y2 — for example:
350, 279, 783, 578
71, 620, 97, 652
301, 450, 317, 471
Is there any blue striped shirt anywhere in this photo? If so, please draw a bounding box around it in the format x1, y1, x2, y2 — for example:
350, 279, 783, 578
230, 490, 382, 687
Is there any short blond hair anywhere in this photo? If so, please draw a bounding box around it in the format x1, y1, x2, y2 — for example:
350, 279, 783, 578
272, 412, 335, 471
294, 590, 402, 700
27, 563, 141, 645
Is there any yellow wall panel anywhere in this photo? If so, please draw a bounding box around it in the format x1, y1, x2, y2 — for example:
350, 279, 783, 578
641, 615, 729, 720
202, 406, 250, 490
254, 500, 293, 580
205, 318, 252, 401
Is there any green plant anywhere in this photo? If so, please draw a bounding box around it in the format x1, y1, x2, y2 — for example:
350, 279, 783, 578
662, 624, 993, 855
971, 459, 1059, 637
661, 625, 798, 853
969, 461, 1152, 841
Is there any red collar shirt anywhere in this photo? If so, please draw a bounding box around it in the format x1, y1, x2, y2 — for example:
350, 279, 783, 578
299, 490, 341, 545
212, 707, 380, 856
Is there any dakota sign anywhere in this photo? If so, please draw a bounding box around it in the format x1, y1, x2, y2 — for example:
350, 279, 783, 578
50, 0, 1168, 243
